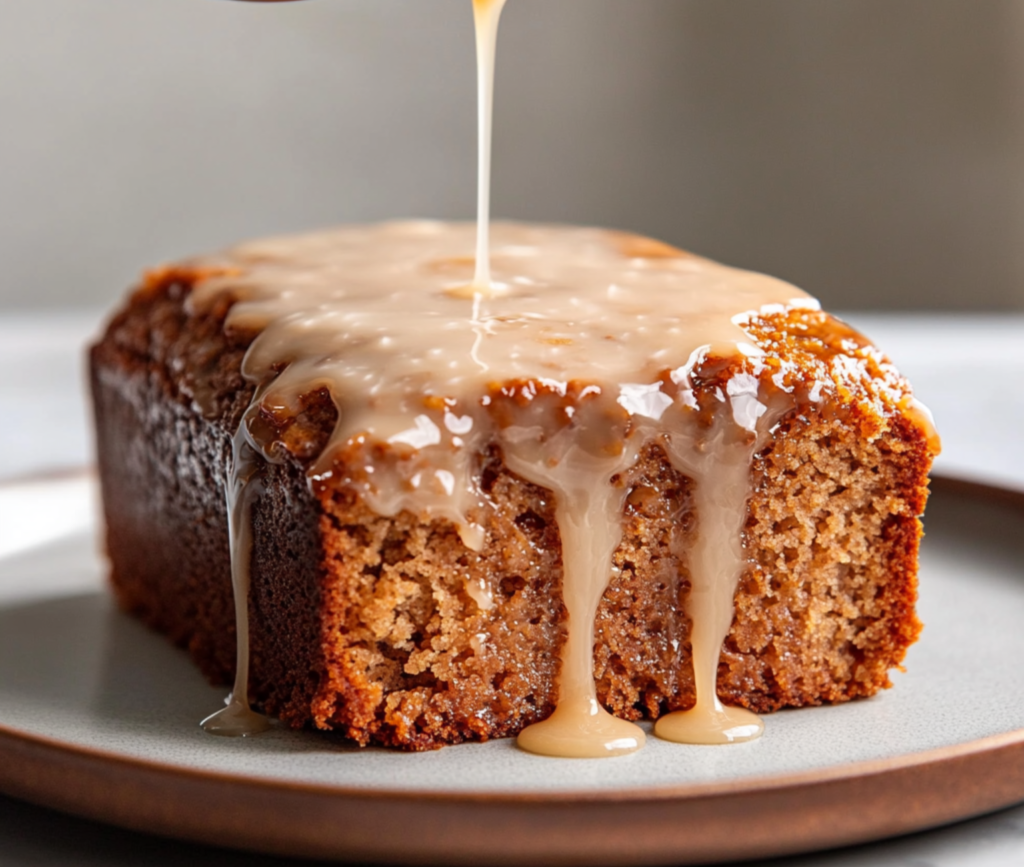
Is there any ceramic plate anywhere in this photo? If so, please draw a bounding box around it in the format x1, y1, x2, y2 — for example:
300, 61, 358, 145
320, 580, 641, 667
0, 474, 1022, 865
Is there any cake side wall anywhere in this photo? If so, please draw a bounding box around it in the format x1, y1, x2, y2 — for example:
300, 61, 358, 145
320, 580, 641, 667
247, 458, 328, 726
89, 283, 933, 750
89, 284, 328, 724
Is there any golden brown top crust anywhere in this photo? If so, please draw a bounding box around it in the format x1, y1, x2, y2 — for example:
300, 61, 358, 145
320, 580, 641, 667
96, 259, 936, 478
744, 308, 937, 451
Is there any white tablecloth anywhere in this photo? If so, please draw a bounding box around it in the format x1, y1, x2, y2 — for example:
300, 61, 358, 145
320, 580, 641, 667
1, 309, 1023, 867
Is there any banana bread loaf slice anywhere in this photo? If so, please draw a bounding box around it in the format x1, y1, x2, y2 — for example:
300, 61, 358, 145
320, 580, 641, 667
90, 252, 933, 750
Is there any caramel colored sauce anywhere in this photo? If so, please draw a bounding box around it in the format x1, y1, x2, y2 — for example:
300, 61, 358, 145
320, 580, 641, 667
470, 0, 508, 294
200, 430, 270, 737
903, 397, 943, 456
653, 413, 775, 746
196, 0, 935, 756
195, 220, 815, 750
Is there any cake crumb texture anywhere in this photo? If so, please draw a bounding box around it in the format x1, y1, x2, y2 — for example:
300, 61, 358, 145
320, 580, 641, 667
90, 272, 930, 750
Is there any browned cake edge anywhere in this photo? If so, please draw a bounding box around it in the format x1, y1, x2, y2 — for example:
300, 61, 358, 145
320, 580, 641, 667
89, 271, 930, 750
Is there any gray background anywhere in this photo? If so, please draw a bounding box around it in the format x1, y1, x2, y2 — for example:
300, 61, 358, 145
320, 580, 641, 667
3, 0, 1024, 311
2, 4, 1024, 863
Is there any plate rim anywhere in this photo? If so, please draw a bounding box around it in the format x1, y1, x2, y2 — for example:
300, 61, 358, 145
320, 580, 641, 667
2, 711, 1024, 805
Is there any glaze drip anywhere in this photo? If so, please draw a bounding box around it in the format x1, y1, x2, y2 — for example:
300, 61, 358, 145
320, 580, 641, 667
200, 425, 270, 737
194, 0, 863, 756
500, 395, 648, 757
470, 0, 507, 293
654, 412, 776, 745
196, 220, 820, 752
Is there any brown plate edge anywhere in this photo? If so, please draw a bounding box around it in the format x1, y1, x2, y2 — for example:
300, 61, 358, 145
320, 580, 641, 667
2, 722, 1024, 866
0, 472, 1021, 865
0, 465, 95, 487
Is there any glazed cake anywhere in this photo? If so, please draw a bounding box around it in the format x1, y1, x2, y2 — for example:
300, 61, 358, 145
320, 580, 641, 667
89, 221, 937, 753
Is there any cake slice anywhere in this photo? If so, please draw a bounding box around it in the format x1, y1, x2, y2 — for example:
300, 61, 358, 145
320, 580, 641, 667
90, 222, 936, 751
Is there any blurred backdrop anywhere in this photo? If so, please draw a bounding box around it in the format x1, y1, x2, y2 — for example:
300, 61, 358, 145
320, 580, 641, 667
2, 0, 1024, 311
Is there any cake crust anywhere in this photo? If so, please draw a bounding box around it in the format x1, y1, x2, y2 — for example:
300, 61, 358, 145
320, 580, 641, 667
91, 268, 930, 750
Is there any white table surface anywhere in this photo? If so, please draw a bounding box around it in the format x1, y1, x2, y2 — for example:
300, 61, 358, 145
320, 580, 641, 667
0, 308, 1022, 866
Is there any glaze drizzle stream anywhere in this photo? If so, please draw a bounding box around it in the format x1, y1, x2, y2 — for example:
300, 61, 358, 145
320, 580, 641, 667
197, 0, 840, 754
201, 426, 270, 737
470, 0, 507, 294
195, 221, 818, 749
